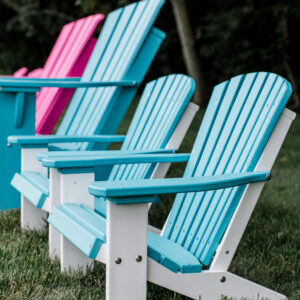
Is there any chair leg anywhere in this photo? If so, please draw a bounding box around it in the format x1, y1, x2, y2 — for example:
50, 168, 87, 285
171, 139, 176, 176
106, 200, 148, 300
49, 225, 61, 260
60, 235, 93, 273
20, 147, 48, 230
148, 260, 287, 300
21, 196, 47, 230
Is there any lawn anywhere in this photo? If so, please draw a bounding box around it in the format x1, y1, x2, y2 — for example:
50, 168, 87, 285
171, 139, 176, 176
0, 104, 299, 300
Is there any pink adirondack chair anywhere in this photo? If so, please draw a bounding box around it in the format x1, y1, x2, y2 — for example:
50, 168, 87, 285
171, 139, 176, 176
11, 14, 105, 134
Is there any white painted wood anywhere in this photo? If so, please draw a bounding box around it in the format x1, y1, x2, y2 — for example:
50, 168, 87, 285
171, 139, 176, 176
147, 224, 161, 235
47, 168, 62, 260
151, 102, 199, 180
96, 243, 108, 264
21, 148, 48, 230
42, 168, 60, 213
21, 198, 48, 230
210, 108, 296, 271
147, 258, 286, 300
60, 172, 94, 207
106, 200, 148, 300
60, 235, 93, 273
59, 172, 95, 272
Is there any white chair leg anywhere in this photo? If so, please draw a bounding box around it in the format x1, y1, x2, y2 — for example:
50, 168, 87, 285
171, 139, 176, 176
59, 172, 95, 272
106, 200, 148, 300
49, 225, 61, 260
21, 196, 47, 230
60, 235, 93, 273
20, 147, 48, 231
47, 168, 61, 260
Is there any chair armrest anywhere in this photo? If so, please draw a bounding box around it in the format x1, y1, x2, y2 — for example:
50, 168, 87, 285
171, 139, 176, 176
41, 153, 190, 168
7, 134, 125, 147
89, 171, 271, 203
37, 148, 177, 161
0, 77, 138, 91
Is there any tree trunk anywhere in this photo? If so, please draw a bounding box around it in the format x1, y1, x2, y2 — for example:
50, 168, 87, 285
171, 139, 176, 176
281, 14, 300, 108
170, 0, 207, 106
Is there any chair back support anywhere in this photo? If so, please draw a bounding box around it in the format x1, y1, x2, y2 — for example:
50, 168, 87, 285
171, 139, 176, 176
94, 74, 195, 215
163, 72, 292, 266
111, 74, 195, 180
56, 0, 165, 151
35, 15, 104, 133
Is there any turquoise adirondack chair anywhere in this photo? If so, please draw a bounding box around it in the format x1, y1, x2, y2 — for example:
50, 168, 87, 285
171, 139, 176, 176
1, 0, 166, 211
38, 74, 196, 264
2, 14, 105, 134
48, 72, 295, 299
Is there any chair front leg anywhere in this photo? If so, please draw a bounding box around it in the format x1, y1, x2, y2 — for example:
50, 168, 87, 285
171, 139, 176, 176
48, 168, 61, 260
59, 171, 95, 273
106, 199, 149, 300
21, 148, 48, 230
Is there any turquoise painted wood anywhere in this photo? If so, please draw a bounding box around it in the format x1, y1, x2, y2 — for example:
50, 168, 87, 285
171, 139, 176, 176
0, 92, 36, 210
11, 172, 49, 208
2, 0, 166, 210
8, 135, 126, 145
40, 153, 190, 169
49, 204, 106, 259
88, 171, 270, 198
48, 72, 292, 274
37, 148, 176, 160
0, 79, 137, 89
163, 72, 291, 266
13, 74, 195, 211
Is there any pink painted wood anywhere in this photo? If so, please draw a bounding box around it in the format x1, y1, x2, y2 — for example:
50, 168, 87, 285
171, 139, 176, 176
34, 14, 105, 134
13, 67, 28, 77
9, 15, 104, 134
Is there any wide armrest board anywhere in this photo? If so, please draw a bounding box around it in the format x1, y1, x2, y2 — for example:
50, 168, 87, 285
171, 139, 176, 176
89, 171, 271, 199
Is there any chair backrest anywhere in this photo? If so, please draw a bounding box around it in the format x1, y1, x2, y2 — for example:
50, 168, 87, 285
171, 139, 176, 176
13, 67, 28, 77
94, 74, 195, 215
35, 14, 105, 134
162, 72, 292, 266
56, 0, 166, 151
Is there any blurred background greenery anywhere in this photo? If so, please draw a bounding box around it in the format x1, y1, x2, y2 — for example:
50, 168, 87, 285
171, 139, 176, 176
1, 0, 300, 108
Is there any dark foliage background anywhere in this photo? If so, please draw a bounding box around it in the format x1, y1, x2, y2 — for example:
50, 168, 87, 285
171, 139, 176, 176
1, 0, 300, 106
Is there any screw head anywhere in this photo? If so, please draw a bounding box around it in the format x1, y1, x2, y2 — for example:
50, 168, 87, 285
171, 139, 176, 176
136, 255, 142, 262
220, 276, 226, 283
7, 143, 11, 147
115, 257, 122, 264
225, 250, 229, 254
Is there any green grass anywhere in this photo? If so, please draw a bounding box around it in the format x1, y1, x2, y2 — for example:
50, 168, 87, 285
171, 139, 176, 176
0, 105, 299, 299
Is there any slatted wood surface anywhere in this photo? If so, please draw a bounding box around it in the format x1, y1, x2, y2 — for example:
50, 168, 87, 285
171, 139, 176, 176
57, 0, 165, 151
94, 74, 195, 215
163, 72, 292, 266
35, 14, 104, 133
